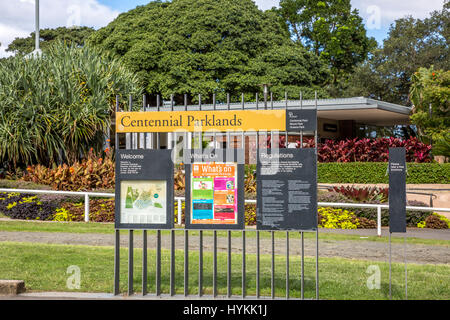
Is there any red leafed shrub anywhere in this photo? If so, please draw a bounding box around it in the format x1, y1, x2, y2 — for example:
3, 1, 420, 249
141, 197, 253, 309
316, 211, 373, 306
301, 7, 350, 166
329, 186, 389, 203
22, 148, 115, 191
292, 137, 431, 163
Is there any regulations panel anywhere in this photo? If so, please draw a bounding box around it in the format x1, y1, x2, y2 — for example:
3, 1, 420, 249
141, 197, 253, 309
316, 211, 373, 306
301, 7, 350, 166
257, 148, 317, 231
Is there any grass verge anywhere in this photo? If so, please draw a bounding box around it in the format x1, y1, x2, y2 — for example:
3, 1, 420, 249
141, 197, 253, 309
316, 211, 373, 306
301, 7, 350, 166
0, 241, 448, 300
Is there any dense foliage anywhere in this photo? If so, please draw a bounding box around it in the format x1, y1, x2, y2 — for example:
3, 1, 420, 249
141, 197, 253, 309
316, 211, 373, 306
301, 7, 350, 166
0, 192, 57, 221
88, 0, 331, 102
1, 190, 446, 228
328, 186, 388, 203
318, 207, 360, 229
340, 3, 449, 105
0, 42, 142, 168
21, 154, 448, 193
277, 0, 375, 83
409, 67, 450, 157
317, 162, 450, 184
6, 27, 95, 55
22, 148, 115, 191
419, 213, 450, 229
318, 192, 437, 228
315, 137, 432, 163
274, 137, 431, 162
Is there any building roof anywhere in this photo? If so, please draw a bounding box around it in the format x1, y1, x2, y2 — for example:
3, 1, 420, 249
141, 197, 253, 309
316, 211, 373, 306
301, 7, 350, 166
155, 96, 412, 126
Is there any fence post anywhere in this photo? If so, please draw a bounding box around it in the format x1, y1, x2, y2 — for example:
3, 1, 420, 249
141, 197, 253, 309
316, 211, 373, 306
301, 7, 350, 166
377, 206, 382, 237
84, 193, 89, 222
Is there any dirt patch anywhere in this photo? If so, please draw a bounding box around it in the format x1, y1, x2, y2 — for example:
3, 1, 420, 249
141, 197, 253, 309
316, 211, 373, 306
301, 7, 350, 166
0, 231, 448, 265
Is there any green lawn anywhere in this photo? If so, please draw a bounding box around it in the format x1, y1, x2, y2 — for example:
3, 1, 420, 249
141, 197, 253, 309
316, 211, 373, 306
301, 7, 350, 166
0, 219, 448, 247
0, 241, 448, 300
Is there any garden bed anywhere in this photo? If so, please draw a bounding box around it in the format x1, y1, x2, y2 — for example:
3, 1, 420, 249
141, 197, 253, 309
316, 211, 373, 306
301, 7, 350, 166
1, 187, 448, 230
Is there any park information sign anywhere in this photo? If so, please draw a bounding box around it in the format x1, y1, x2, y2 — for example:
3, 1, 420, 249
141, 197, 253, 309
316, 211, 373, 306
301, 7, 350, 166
257, 148, 317, 231
184, 149, 245, 230
389, 147, 406, 233
116, 109, 317, 133
286, 109, 317, 132
115, 149, 174, 229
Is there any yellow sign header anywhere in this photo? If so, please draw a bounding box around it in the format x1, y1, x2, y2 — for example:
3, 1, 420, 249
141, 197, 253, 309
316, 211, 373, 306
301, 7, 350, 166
116, 109, 286, 133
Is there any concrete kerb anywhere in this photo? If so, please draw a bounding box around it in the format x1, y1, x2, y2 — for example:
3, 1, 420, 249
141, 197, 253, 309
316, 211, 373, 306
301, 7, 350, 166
0, 280, 26, 296
5, 292, 300, 300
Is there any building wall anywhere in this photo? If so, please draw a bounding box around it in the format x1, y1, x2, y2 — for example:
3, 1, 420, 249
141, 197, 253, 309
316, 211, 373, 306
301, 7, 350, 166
318, 118, 340, 140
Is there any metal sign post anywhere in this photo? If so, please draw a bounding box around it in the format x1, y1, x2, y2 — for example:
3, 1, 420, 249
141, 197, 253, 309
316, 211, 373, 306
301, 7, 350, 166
388, 147, 407, 300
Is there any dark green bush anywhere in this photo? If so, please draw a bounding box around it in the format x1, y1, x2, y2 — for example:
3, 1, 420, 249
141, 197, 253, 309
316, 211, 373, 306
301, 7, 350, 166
318, 162, 450, 184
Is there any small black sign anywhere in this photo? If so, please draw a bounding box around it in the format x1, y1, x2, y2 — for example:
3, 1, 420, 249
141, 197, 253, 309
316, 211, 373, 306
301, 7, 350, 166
389, 147, 406, 233
323, 123, 337, 132
286, 109, 317, 132
257, 148, 317, 231
115, 149, 174, 229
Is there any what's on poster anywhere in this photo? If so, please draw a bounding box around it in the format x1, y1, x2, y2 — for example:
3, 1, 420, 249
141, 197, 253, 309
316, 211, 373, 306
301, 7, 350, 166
120, 180, 167, 224
191, 163, 238, 225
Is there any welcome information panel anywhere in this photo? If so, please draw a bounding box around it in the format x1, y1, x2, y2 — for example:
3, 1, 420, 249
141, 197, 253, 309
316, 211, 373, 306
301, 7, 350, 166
115, 149, 174, 229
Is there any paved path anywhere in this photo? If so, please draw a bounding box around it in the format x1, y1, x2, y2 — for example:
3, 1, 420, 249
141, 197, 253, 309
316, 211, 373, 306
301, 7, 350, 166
0, 229, 448, 265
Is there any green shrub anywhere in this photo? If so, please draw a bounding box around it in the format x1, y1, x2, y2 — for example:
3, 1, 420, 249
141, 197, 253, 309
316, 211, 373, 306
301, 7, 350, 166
318, 207, 360, 229
318, 162, 450, 184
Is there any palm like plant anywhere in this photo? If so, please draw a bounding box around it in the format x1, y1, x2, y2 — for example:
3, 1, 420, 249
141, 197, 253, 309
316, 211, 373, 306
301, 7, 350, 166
0, 41, 142, 168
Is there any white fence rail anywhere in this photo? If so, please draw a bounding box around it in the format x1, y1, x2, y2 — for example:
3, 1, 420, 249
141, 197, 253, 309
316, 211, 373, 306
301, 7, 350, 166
1, 188, 449, 236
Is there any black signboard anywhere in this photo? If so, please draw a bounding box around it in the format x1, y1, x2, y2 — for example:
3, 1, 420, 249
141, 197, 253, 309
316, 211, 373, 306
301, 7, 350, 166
257, 148, 317, 231
286, 109, 317, 132
184, 148, 245, 230
323, 123, 338, 132
115, 149, 174, 229
389, 147, 406, 233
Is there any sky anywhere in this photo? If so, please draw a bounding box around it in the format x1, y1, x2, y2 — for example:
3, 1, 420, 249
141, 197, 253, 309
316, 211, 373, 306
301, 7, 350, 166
0, 0, 446, 58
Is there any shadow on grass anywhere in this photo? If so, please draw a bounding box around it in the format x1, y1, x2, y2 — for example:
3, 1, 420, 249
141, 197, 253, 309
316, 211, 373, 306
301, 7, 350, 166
381, 282, 406, 300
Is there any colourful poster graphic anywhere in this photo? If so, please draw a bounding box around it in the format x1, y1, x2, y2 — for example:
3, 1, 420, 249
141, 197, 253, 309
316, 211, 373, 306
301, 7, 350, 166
120, 180, 167, 224
191, 163, 238, 225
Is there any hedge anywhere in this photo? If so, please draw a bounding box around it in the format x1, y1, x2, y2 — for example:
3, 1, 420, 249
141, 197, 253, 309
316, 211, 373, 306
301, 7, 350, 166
318, 162, 450, 184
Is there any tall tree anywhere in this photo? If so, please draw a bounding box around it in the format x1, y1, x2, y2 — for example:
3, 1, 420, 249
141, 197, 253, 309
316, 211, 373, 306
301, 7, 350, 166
6, 26, 95, 55
341, 3, 449, 105
88, 0, 331, 102
278, 0, 374, 83
409, 66, 450, 157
